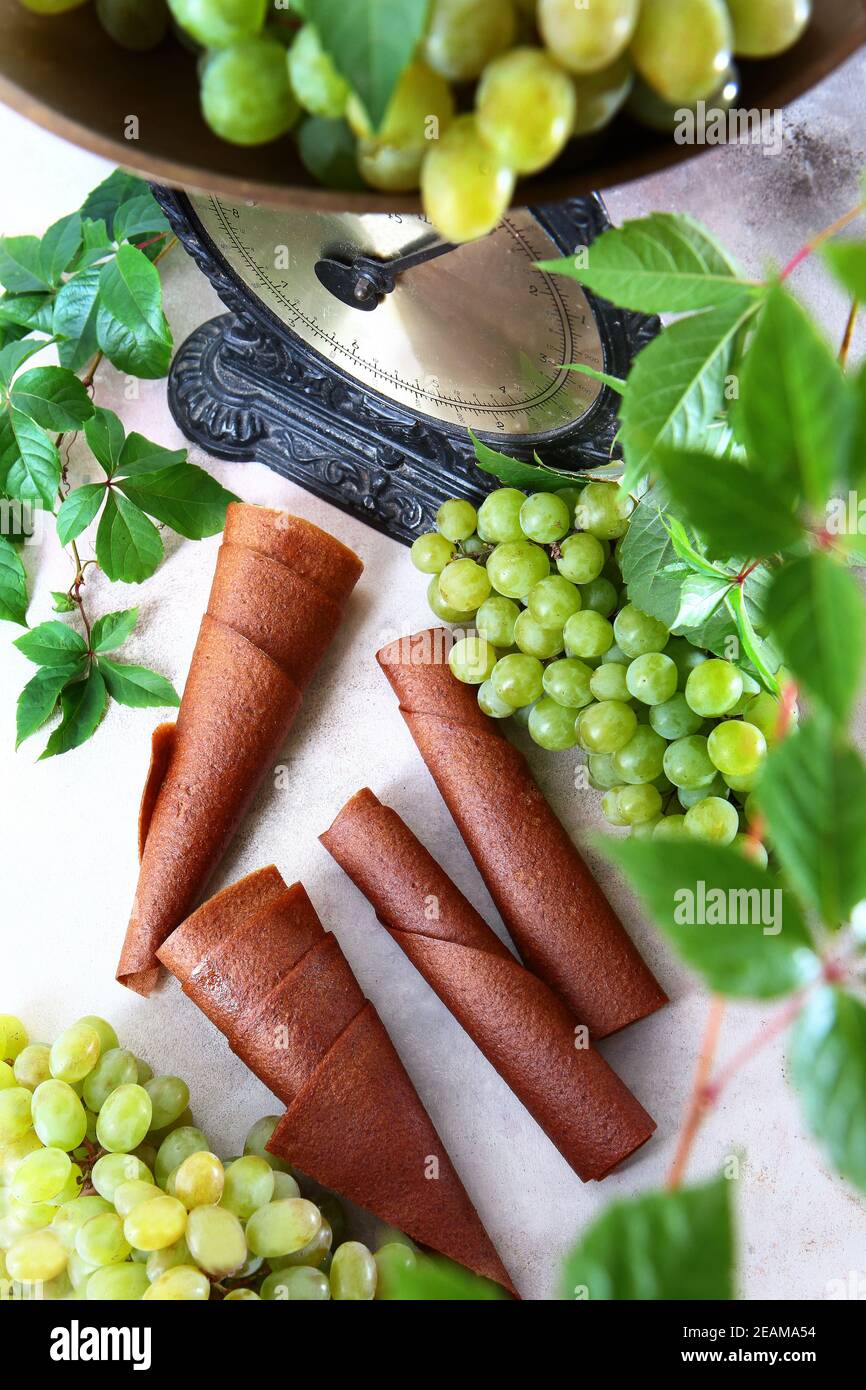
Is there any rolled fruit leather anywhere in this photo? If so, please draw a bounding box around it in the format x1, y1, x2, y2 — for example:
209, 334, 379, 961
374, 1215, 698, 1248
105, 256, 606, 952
157, 866, 515, 1295
321, 789, 655, 1182
376, 628, 667, 1038
117, 504, 363, 996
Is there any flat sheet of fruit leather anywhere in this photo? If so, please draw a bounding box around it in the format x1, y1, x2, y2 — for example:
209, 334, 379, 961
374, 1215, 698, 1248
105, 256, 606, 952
321, 790, 655, 1182
377, 628, 667, 1038
118, 503, 363, 996
269, 1003, 515, 1294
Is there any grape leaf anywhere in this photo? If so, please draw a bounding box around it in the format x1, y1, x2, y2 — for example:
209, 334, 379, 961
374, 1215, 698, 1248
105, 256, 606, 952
118, 463, 238, 539
539, 212, 758, 315
85, 407, 127, 477
0, 292, 55, 334
10, 367, 95, 432
14, 620, 88, 667
56, 484, 106, 546
53, 267, 101, 373
601, 837, 818, 998
619, 497, 688, 628
470, 430, 577, 492
566, 363, 625, 394
0, 236, 52, 293
51, 591, 76, 614
39, 213, 82, 286
673, 573, 731, 630
15, 662, 84, 748
822, 241, 866, 302
95, 490, 163, 583
115, 431, 186, 477
297, 116, 364, 191
792, 987, 866, 1196
39, 667, 107, 759
97, 244, 172, 378
90, 607, 138, 654
0, 338, 46, 388
759, 718, 866, 929
765, 552, 865, 723
81, 169, 150, 238
307, 0, 430, 129
96, 657, 180, 709
112, 195, 171, 245
561, 1177, 734, 1301
0, 535, 28, 626
2, 410, 61, 507
651, 448, 803, 559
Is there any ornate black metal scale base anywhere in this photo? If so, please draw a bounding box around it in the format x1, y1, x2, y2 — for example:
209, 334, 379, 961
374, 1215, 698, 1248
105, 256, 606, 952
155, 189, 656, 545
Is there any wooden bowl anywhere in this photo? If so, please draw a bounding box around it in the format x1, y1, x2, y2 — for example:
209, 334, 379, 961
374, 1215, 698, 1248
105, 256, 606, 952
0, 0, 864, 211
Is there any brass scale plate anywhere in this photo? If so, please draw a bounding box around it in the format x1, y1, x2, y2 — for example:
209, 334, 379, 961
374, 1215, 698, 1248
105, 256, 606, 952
189, 194, 605, 440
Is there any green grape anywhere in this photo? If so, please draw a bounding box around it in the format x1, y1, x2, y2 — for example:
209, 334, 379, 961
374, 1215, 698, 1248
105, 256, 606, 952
528, 575, 581, 628
439, 558, 492, 610
461, 534, 489, 559
626, 64, 739, 131
260, 1264, 327, 1300
579, 577, 618, 617
11, 1147, 71, 1204
135, 1058, 153, 1086
13, 1044, 51, 1092
572, 54, 634, 134
76, 1212, 131, 1267
478, 680, 513, 719
587, 752, 620, 790
247, 1198, 322, 1259
677, 774, 727, 809
146, 1237, 191, 1281
611, 725, 667, 784
156, 1126, 209, 1187
124, 1195, 188, 1252
563, 610, 614, 659
617, 784, 663, 826
14, 0, 90, 12
707, 720, 767, 778
82, 1048, 139, 1112
729, 670, 761, 715
95, 0, 169, 49
0, 1130, 42, 1185
421, 114, 515, 243
224, 1287, 261, 1300
684, 796, 739, 846
663, 735, 717, 790
589, 662, 631, 702
477, 488, 527, 543
577, 700, 637, 754
1, 1087, 33, 1144
685, 659, 743, 717
744, 692, 791, 744
449, 636, 498, 685
174, 1151, 224, 1209
476, 595, 520, 647
243, 1116, 293, 1173
725, 0, 810, 57
653, 814, 689, 841
49, 1023, 100, 1084
330, 1240, 377, 1301
574, 481, 634, 539
543, 657, 593, 709
86, 1261, 151, 1300
631, 0, 732, 104
200, 38, 300, 145
0, 1017, 27, 1062
354, 61, 455, 190
52, 1195, 112, 1252
601, 787, 628, 827
427, 577, 474, 624
167, 0, 266, 46
271, 1216, 333, 1271
491, 652, 544, 707
487, 540, 550, 598
528, 697, 580, 751
114, 1180, 162, 1218
649, 692, 704, 740
476, 46, 576, 175
519, 491, 571, 543
556, 531, 605, 584
424, 0, 516, 81
96, 1084, 152, 1154
6, 1229, 67, 1283
626, 652, 678, 706
411, 531, 454, 574
140, 1264, 209, 1299
538, 0, 638, 74
287, 22, 349, 118
437, 498, 478, 542
144, 1076, 190, 1132
7, 1194, 55, 1231
0, 1061, 14, 1090
601, 641, 628, 665
630, 817, 663, 839
613, 604, 669, 658
374, 1241, 417, 1299
664, 636, 708, 689
221, 1155, 274, 1220
76, 1017, 119, 1055
185, 1204, 246, 1278
733, 834, 769, 869
513, 610, 564, 660
91, 1153, 152, 1202
49, 1163, 83, 1208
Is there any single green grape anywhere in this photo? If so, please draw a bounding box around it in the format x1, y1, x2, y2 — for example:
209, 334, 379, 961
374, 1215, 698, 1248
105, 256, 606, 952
543, 657, 594, 709
96, 1084, 152, 1154
86, 1261, 151, 1300
436, 498, 478, 542
519, 490, 571, 543
270, 1217, 333, 1272
729, 670, 761, 715
200, 38, 300, 146
6, 1229, 67, 1283
745, 692, 792, 744
185, 1204, 246, 1278
665, 636, 708, 689
538, 0, 638, 74
684, 796, 739, 846
513, 610, 564, 660
733, 834, 769, 869
143, 1264, 211, 1300
449, 636, 498, 685
476, 46, 576, 175
124, 1195, 188, 1252
52, 1195, 113, 1252
527, 575, 582, 628
616, 783, 663, 826
374, 1241, 417, 1299
476, 595, 520, 647
490, 653, 545, 707
246, 1198, 322, 1259
630, 816, 663, 840
427, 577, 474, 624
421, 115, 515, 243
611, 725, 667, 783
579, 577, 618, 617
13, 1044, 51, 1092
439, 557, 492, 610
49, 1023, 100, 1085
144, 1076, 190, 1132
663, 735, 718, 790
223, 1286, 261, 1300
572, 54, 634, 135
221, 1155, 274, 1220
725, 0, 810, 57
114, 1180, 162, 1218
83, 1049, 139, 1113
563, 609, 614, 659
649, 692, 704, 741
478, 679, 514, 719
574, 481, 633, 539
556, 531, 605, 584
91, 1152, 152, 1202
587, 752, 620, 790
135, 1057, 153, 1086
0, 1016, 27, 1062
677, 774, 728, 809
631, 0, 733, 104
411, 531, 454, 574
626, 652, 678, 706
330, 1240, 377, 1301
243, 1116, 294, 1174
146, 1236, 191, 1281
601, 787, 628, 827
626, 64, 739, 131
707, 720, 767, 778
75, 1017, 119, 1057
11, 1147, 71, 1204
487, 540, 550, 598
613, 604, 669, 658
95, 0, 170, 50
287, 23, 350, 118
31, 1080, 86, 1151
261, 1264, 331, 1300
168, 0, 267, 47
424, 0, 516, 81
653, 814, 689, 841
476, 488, 527, 543
528, 697, 580, 750
76, 1212, 132, 1268
685, 659, 744, 718
0, 1060, 15, 1090
576, 700, 637, 754
16, 0, 90, 11
589, 662, 630, 703
174, 1151, 225, 1209
0, 1129, 42, 1185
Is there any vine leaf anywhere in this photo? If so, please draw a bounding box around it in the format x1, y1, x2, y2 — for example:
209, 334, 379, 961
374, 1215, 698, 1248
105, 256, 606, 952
765, 551, 866, 723
792, 987, 866, 1197
39, 667, 107, 760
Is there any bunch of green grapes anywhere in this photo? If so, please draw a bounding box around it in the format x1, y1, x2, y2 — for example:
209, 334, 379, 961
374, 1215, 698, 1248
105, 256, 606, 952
19, 0, 812, 242
0, 1014, 416, 1300
412, 481, 794, 851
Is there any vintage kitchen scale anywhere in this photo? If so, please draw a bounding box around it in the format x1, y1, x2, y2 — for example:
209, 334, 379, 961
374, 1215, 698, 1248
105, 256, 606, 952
155, 189, 657, 543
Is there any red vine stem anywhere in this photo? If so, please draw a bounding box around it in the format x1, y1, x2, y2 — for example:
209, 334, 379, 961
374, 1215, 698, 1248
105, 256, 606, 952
779, 203, 865, 281
666, 997, 726, 1190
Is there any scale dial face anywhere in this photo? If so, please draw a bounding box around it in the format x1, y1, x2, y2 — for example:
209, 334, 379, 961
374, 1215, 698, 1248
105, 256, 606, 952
189, 194, 605, 439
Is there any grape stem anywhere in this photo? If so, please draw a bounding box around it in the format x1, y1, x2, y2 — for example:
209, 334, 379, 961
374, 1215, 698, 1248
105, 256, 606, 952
839, 300, 859, 368
779, 202, 865, 282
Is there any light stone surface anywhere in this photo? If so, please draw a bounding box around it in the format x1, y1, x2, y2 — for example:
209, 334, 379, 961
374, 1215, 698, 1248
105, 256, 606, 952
2, 50, 866, 1301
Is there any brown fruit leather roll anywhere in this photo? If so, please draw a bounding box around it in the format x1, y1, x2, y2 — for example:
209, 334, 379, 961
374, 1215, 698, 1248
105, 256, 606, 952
321, 790, 655, 1182
157, 868, 515, 1294
376, 628, 667, 1038
117, 503, 363, 995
